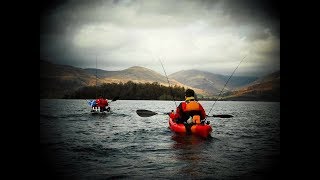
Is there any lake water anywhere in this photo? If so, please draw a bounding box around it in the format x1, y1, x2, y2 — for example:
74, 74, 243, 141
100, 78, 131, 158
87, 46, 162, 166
40, 99, 280, 179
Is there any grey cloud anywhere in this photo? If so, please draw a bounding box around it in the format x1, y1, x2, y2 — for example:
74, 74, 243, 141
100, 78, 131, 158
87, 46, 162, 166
40, 0, 279, 77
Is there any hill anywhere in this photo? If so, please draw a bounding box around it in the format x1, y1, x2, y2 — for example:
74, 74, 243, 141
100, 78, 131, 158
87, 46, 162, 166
85, 66, 167, 84
223, 71, 280, 101
169, 70, 257, 96
40, 61, 208, 98
40, 60, 97, 98
40, 60, 279, 101
85, 66, 208, 96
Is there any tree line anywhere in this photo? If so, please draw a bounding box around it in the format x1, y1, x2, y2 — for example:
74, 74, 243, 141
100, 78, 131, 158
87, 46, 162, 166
64, 81, 186, 100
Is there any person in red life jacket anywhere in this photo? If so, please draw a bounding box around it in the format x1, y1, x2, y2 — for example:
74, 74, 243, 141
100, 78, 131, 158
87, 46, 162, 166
174, 89, 206, 124
96, 95, 109, 112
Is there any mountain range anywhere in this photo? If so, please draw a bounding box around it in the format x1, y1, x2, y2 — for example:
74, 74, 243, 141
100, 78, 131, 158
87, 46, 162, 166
40, 60, 279, 101
169, 70, 258, 96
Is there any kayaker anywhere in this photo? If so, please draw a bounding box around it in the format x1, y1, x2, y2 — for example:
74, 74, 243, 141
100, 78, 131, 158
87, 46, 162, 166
96, 95, 109, 112
174, 89, 206, 124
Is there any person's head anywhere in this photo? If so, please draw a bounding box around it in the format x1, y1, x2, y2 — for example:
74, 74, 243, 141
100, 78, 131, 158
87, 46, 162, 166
185, 89, 195, 97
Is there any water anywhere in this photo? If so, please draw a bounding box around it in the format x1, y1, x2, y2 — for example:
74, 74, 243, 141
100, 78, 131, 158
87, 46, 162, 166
40, 100, 280, 179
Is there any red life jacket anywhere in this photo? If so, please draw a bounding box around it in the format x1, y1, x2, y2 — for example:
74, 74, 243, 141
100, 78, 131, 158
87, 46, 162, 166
96, 98, 108, 108
181, 100, 202, 124
182, 101, 200, 111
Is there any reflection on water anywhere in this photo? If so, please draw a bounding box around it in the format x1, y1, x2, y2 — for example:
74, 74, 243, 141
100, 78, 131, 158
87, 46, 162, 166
171, 134, 207, 148
171, 134, 212, 178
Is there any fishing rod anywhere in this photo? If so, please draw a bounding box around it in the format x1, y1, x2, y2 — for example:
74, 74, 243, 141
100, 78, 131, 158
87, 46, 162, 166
206, 55, 247, 118
95, 56, 98, 99
159, 58, 178, 108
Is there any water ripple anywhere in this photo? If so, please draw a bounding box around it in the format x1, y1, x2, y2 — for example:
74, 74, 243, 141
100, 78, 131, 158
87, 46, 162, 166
40, 100, 280, 179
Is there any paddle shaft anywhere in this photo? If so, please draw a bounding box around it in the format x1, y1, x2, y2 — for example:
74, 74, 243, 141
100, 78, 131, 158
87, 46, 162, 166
136, 109, 232, 118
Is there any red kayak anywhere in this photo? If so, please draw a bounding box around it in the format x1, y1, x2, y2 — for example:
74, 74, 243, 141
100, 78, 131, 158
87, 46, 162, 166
168, 117, 212, 138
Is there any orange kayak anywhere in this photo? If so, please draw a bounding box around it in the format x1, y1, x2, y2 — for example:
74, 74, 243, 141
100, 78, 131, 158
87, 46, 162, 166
168, 117, 212, 138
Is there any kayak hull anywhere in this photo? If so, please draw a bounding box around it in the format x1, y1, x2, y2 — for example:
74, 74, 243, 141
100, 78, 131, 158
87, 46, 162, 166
90, 106, 110, 115
169, 118, 212, 138
91, 111, 107, 115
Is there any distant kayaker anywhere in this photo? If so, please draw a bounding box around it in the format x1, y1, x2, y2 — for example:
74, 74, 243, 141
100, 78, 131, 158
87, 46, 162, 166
174, 89, 206, 124
96, 95, 109, 112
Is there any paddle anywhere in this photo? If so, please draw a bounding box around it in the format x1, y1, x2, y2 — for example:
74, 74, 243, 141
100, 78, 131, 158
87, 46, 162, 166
136, 109, 233, 118
136, 109, 169, 117
110, 96, 119, 103
211, 114, 233, 118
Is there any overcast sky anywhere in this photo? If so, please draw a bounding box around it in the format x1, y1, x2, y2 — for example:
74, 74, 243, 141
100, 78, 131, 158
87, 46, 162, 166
40, 0, 279, 77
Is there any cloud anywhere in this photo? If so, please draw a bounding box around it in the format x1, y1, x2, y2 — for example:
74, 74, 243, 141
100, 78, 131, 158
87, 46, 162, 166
40, 0, 280, 76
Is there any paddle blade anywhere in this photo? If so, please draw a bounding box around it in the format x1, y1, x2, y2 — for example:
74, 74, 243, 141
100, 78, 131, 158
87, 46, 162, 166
136, 109, 158, 117
111, 96, 120, 102
211, 114, 233, 118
